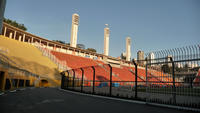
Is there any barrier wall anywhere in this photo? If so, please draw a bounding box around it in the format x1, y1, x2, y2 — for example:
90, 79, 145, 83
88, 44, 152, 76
0, 66, 40, 91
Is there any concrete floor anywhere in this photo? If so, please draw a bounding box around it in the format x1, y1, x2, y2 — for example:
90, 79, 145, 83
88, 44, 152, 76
0, 87, 196, 113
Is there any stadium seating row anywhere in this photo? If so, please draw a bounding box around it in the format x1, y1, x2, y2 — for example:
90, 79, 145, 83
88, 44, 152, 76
50, 49, 173, 86
193, 69, 200, 86
51, 50, 99, 69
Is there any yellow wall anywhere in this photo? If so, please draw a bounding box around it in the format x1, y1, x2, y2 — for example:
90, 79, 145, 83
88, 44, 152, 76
0, 35, 61, 86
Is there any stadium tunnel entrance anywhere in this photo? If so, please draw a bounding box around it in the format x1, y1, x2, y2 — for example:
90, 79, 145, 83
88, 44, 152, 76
40, 79, 49, 87
0, 71, 5, 91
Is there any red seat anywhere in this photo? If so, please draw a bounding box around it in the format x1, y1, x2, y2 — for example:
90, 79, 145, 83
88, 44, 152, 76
51, 50, 99, 68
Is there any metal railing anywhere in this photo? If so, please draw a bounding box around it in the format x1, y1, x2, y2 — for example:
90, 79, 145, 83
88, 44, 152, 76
34, 42, 68, 71
61, 64, 154, 102
144, 45, 200, 110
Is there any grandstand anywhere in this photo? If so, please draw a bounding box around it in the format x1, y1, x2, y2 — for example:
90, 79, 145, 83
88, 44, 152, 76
0, 31, 177, 88
1, 22, 198, 89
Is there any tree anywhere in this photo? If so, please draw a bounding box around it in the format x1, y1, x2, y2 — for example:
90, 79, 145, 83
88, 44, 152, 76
77, 44, 85, 49
131, 58, 136, 62
184, 64, 189, 68
65, 43, 70, 46
3, 18, 27, 31
121, 53, 126, 60
86, 48, 96, 53
52, 40, 65, 44
161, 64, 170, 73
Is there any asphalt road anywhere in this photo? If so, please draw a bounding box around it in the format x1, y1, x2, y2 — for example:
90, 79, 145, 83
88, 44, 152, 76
0, 87, 196, 113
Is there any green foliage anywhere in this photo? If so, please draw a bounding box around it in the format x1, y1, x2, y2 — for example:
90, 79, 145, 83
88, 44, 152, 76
51, 40, 86, 50
161, 64, 171, 73
50, 40, 94, 52
51, 40, 85, 49
3, 18, 27, 31
52, 40, 65, 44
86, 48, 96, 53
77, 44, 85, 49
65, 43, 70, 46
184, 64, 189, 68
121, 53, 126, 60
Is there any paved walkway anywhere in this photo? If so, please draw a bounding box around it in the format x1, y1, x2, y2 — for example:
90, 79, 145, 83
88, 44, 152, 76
0, 88, 195, 113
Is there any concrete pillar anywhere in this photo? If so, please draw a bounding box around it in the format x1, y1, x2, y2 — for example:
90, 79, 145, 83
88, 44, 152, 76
14, 31, 16, 40
23, 80, 26, 87
19, 35, 22, 41
47, 42, 49, 47
9, 32, 13, 38
31, 37, 33, 43
70, 13, 79, 48
61, 46, 63, 52
72, 50, 75, 55
66, 48, 68, 53
104, 24, 110, 56
54, 44, 56, 50
126, 37, 131, 61
23, 34, 25, 42
3, 27, 6, 36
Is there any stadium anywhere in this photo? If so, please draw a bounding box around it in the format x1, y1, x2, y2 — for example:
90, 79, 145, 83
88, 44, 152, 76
0, 0, 200, 113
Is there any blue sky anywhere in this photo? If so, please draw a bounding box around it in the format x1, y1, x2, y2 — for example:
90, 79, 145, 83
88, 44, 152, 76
4, 0, 200, 59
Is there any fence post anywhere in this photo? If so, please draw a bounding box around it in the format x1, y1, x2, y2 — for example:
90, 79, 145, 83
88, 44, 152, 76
145, 58, 148, 103
91, 66, 95, 94
133, 60, 138, 99
170, 57, 176, 105
72, 69, 75, 89
81, 68, 84, 92
66, 71, 69, 88
108, 64, 112, 96
61, 72, 65, 89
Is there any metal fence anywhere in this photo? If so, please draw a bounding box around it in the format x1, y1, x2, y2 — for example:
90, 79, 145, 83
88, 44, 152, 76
61, 45, 200, 111
61, 63, 144, 98
145, 45, 200, 109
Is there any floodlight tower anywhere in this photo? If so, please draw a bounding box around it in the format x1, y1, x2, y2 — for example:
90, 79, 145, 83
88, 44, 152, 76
126, 37, 131, 61
104, 24, 110, 56
70, 13, 79, 48
0, 0, 6, 35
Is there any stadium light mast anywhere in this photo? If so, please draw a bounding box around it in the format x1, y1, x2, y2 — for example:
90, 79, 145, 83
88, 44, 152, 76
70, 13, 79, 48
126, 37, 131, 61
0, 0, 6, 35
104, 24, 110, 56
